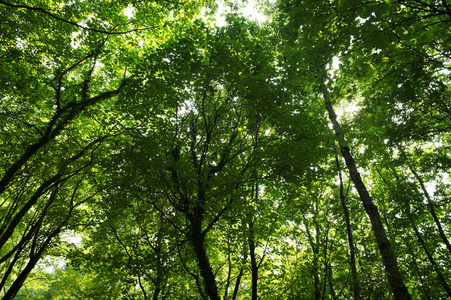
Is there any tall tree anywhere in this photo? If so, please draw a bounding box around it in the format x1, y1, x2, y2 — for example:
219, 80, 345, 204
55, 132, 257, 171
0, 0, 209, 297
2, 0, 450, 299
106, 15, 283, 299
275, 0, 417, 298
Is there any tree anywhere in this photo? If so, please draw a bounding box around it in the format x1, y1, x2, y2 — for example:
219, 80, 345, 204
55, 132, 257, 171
2, 0, 451, 299
0, 0, 209, 297
275, 0, 412, 298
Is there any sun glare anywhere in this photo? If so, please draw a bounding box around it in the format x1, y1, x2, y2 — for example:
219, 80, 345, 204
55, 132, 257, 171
212, 0, 268, 26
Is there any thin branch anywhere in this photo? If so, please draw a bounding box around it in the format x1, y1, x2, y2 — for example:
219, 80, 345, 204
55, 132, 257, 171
0, 0, 153, 35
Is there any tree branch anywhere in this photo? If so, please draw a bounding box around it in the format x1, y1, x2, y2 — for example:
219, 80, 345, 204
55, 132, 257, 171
0, 0, 153, 35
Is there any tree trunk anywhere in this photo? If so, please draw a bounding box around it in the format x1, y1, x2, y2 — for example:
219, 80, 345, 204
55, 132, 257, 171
249, 218, 258, 300
224, 247, 232, 300
304, 216, 321, 300
0, 174, 60, 250
2, 222, 63, 300
232, 244, 247, 300
325, 100, 411, 300
232, 267, 244, 300
413, 225, 451, 297
408, 165, 451, 256
328, 263, 337, 300
381, 165, 451, 298
189, 209, 220, 300
152, 250, 162, 300
2, 257, 38, 300
336, 155, 361, 300
152, 285, 160, 300
405, 239, 431, 299
248, 181, 259, 300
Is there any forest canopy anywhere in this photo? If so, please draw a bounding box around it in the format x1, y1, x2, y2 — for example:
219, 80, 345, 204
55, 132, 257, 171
0, 0, 450, 299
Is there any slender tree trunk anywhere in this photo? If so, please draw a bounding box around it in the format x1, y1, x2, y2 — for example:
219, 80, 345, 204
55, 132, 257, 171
0, 174, 60, 250
152, 249, 163, 300
408, 165, 451, 256
137, 273, 148, 300
232, 267, 244, 300
304, 216, 321, 300
249, 218, 258, 300
2, 257, 38, 300
189, 209, 220, 300
224, 247, 232, 300
380, 166, 451, 298
328, 263, 337, 300
2, 223, 63, 300
0, 243, 22, 292
152, 218, 167, 300
413, 225, 451, 297
405, 239, 431, 299
346, 228, 360, 299
248, 181, 259, 300
152, 283, 161, 300
325, 99, 411, 300
336, 155, 361, 299
321, 223, 331, 300
232, 244, 247, 300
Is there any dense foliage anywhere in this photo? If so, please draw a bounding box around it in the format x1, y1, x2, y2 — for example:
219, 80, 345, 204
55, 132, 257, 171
1, 0, 450, 299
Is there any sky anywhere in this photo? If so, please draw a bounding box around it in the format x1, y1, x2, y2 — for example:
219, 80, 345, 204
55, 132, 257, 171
213, 0, 268, 26
123, 1, 269, 25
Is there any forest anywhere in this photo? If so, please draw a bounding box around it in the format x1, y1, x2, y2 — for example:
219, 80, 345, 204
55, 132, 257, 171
0, 0, 450, 299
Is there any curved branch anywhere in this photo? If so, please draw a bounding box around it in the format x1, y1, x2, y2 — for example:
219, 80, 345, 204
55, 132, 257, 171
0, 0, 153, 35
